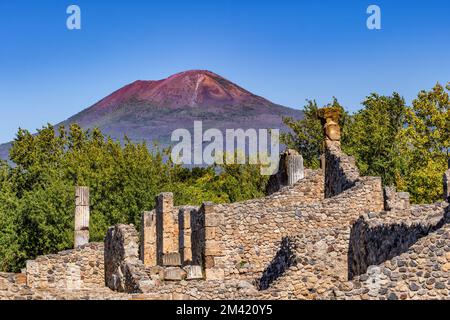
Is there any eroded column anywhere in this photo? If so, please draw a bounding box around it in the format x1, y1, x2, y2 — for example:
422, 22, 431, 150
140, 210, 157, 266
203, 202, 225, 281
156, 192, 179, 265
74, 186, 90, 248
286, 149, 304, 186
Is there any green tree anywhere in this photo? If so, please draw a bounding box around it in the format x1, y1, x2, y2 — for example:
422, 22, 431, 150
0, 161, 22, 271
400, 83, 450, 203
0, 124, 270, 271
342, 93, 407, 186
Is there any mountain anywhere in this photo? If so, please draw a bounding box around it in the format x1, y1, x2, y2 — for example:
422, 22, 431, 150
0, 70, 302, 160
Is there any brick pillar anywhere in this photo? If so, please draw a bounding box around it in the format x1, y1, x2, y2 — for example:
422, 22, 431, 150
286, 149, 304, 186
140, 210, 157, 266
74, 186, 89, 248
156, 192, 178, 265
203, 202, 225, 281
178, 207, 194, 265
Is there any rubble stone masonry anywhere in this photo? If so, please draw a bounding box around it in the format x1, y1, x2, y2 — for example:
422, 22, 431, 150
26, 243, 104, 291
2, 107, 450, 300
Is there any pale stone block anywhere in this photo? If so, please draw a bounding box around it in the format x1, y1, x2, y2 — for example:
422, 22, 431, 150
205, 214, 223, 227
65, 263, 81, 290
164, 267, 187, 281
184, 265, 203, 280
74, 230, 89, 248
205, 268, 225, 281
205, 227, 216, 240
162, 252, 181, 266
205, 240, 223, 256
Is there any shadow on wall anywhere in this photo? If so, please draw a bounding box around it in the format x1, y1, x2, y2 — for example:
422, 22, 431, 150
256, 237, 297, 290
347, 208, 449, 280
324, 151, 358, 198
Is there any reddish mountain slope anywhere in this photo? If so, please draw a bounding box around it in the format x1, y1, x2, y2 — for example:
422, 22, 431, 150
0, 70, 303, 159
63, 70, 302, 146
92, 70, 275, 110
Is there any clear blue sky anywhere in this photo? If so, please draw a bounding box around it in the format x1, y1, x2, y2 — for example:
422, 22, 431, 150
0, 0, 449, 143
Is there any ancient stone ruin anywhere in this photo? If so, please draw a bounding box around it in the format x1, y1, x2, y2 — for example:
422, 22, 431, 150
74, 186, 90, 248
1, 107, 450, 300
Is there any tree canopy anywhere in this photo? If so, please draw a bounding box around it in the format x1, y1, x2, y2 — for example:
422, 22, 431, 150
281, 83, 450, 204
0, 124, 268, 272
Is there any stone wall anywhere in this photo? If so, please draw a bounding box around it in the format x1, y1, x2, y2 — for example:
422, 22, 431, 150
324, 141, 360, 198
0, 272, 128, 300
138, 168, 325, 282
25, 243, 104, 290
0, 272, 27, 300
201, 169, 383, 285
104, 224, 153, 293
384, 186, 411, 212
337, 205, 450, 300
348, 202, 447, 279
200, 169, 326, 281
234, 177, 384, 299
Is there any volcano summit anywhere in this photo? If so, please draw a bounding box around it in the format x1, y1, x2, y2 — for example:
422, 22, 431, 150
0, 70, 302, 159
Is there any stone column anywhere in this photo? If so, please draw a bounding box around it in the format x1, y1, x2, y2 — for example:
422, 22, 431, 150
178, 207, 194, 265
74, 186, 89, 248
318, 107, 346, 198
156, 193, 179, 265
266, 149, 305, 194
203, 202, 225, 281
318, 107, 341, 149
286, 149, 304, 186
140, 210, 157, 266
444, 159, 450, 201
